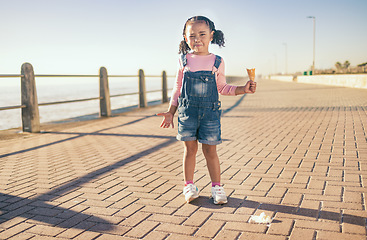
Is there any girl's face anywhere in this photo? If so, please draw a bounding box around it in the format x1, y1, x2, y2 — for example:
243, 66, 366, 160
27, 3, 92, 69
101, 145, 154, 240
184, 21, 214, 55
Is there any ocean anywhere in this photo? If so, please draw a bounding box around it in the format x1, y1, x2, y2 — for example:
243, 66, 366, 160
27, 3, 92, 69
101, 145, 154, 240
0, 76, 174, 131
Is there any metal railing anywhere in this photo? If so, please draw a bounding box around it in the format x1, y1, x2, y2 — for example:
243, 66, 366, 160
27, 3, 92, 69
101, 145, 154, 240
0, 63, 173, 133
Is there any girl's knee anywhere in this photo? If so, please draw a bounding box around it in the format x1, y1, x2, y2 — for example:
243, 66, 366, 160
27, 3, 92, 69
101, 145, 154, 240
202, 144, 217, 156
184, 141, 198, 156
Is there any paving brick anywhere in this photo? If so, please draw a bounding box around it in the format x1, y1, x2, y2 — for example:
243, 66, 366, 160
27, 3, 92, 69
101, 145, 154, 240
287, 187, 323, 195
140, 205, 176, 215
343, 190, 363, 203
27, 224, 65, 236
195, 219, 224, 238
141, 230, 169, 240
55, 228, 84, 238
268, 218, 294, 235
211, 212, 249, 222
214, 229, 240, 239
322, 201, 364, 210
66, 218, 92, 232
165, 233, 208, 240
281, 193, 303, 206
324, 185, 343, 196
157, 189, 181, 201
109, 196, 139, 209
114, 204, 145, 218
52, 191, 83, 203
183, 210, 211, 227
304, 194, 341, 202
155, 223, 197, 235
238, 232, 287, 240
130, 191, 161, 199
307, 179, 326, 190
342, 222, 366, 235
95, 233, 135, 239
148, 213, 186, 225
294, 219, 340, 231
224, 221, 267, 233
124, 220, 159, 238
72, 231, 101, 240
120, 211, 150, 227
88, 223, 130, 235
289, 227, 315, 239
27, 207, 64, 217
103, 190, 132, 202
80, 199, 114, 208
7, 232, 36, 240
58, 212, 93, 229
136, 198, 167, 207
173, 204, 200, 217
83, 206, 119, 216
266, 187, 287, 198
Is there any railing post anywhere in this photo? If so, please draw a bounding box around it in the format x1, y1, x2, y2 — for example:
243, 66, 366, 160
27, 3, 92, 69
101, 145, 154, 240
99, 67, 111, 117
162, 71, 168, 103
139, 69, 147, 108
21, 63, 40, 133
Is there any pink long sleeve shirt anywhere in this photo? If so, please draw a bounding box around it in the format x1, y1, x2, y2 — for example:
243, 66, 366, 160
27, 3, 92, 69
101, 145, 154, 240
170, 53, 237, 107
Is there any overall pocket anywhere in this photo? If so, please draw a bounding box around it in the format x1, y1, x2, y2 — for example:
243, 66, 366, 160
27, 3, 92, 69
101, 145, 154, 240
187, 75, 213, 98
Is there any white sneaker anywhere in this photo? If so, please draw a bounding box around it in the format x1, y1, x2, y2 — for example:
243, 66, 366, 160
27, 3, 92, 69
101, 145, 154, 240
211, 185, 228, 204
183, 184, 199, 203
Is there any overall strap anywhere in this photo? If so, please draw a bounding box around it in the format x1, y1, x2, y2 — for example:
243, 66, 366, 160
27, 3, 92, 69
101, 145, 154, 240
214, 55, 222, 69
181, 54, 187, 67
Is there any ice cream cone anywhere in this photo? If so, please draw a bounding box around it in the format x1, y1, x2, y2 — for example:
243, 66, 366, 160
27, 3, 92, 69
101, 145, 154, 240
246, 68, 255, 81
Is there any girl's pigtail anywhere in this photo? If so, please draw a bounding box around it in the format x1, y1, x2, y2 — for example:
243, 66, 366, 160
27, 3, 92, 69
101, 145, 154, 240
179, 40, 190, 54
212, 29, 225, 47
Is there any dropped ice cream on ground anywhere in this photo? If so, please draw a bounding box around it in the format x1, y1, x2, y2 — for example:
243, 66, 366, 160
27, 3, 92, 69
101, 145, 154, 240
248, 212, 272, 224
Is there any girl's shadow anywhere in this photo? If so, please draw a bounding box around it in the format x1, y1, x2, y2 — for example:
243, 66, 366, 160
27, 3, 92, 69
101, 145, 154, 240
189, 196, 365, 226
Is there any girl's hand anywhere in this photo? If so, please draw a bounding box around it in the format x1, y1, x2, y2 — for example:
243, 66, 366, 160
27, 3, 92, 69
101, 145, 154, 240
236, 81, 257, 95
244, 80, 257, 93
157, 112, 174, 128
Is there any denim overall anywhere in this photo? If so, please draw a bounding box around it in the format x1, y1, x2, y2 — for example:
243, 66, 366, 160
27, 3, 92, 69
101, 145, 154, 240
177, 54, 222, 145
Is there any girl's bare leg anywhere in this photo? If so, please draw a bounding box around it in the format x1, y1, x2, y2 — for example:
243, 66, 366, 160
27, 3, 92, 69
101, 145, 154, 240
183, 140, 198, 182
202, 144, 221, 183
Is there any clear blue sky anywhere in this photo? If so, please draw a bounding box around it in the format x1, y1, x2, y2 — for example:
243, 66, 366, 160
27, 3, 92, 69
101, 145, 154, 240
1, 0, 366, 76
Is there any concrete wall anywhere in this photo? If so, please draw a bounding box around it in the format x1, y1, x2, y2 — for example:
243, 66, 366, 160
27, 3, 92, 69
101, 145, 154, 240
270, 74, 367, 89
297, 74, 367, 89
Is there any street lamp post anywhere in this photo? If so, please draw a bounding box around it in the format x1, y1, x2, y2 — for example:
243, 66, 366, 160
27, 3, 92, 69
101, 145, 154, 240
274, 54, 277, 74
307, 16, 316, 75
283, 43, 288, 74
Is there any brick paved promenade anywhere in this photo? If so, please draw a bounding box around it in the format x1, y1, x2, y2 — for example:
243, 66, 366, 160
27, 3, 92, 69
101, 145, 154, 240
0, 79, 366, 239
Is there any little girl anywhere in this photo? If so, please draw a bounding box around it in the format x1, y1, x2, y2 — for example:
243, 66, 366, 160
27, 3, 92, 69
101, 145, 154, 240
158, 16, 256, 204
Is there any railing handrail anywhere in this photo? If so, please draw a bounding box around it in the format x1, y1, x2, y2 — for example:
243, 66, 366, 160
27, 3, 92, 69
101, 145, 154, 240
0, 74, 175, 78
0, 86, 172, 110
0, 105, 26, 111
1, 65, 173, 132
38, 97, 103, 107
0, 74, 24, 78
35, 74, 100, 78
